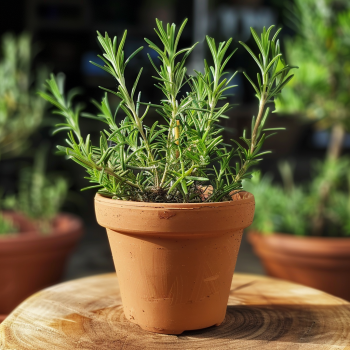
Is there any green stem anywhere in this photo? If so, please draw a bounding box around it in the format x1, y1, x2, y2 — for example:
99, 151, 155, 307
120, 82, 160, 187
250, 97, 266, 154
234, 97, 266, 185
96, 164, 141, 189
160, 61, 178, 188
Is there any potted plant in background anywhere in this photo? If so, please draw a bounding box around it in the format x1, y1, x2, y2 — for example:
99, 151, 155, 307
0, 149, 83, 321
0, 33, 83, 322
40, 19, 296, 334
247, 0, 350, 300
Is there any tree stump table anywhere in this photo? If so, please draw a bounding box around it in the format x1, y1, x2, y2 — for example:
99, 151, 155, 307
1, 273, 350, 349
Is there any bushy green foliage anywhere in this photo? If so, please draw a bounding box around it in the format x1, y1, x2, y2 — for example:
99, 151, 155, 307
0, 33, 46, 158
275, 0, 350, 131
3, 147, 68, 234
244, 158, 350, 237
40, 19, 296, 203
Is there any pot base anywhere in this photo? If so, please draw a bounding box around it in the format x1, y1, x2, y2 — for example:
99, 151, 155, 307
137, 318, 224, 335
139, 325, 185, 334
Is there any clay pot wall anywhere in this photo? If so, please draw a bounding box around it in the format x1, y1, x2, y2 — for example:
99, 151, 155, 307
95, 192, 255, 334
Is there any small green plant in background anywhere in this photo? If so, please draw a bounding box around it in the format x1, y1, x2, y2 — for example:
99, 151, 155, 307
0, 211, 17, 235
0, 217, 16, 235
0, 33, 46, 158
39, 19, 296, 203
3, 147, 68, 234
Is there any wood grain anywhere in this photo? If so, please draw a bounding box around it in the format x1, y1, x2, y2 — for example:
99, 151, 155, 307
1, 273, 350, 349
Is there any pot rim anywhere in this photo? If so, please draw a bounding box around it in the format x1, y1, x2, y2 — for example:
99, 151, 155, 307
248, 230, 350, 242
95, 191, 255, 236
95, 190, 254, 209
0, 212, 83, 244
248, 231, 350, 258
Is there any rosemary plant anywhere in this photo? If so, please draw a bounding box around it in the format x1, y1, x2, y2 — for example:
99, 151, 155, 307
39, 20, 296, 203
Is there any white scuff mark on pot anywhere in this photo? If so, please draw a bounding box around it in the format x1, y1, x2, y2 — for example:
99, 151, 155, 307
158, 211, 176, 219
204, 274, 219, 282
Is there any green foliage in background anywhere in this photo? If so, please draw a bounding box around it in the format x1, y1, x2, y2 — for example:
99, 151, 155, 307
244, 158, 350, 237
40, 19, 296, 203
275, 0, 350, 131
0, 217, 16, 235
0, 32, 68, 235
253, 0, 350, 237
0, 33, 46, 158
2, 146, 68, 234
0, 210, 17, 235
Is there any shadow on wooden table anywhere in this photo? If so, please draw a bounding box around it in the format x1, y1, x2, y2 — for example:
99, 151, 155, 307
181, 304, 349, 346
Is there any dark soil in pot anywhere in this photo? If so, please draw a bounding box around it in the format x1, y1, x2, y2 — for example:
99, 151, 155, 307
0, 212, 83, 320
248, 231, 350, 301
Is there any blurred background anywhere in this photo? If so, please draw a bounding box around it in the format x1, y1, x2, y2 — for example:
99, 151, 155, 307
0, 0, 349, 294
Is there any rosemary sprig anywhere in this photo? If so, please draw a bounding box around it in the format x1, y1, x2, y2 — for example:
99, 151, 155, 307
233, 26, 298, 185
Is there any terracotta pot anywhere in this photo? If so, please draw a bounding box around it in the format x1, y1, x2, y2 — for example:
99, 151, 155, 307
0, 212, 83, 321
248, 232, 350, 301
95, 191, 255, 334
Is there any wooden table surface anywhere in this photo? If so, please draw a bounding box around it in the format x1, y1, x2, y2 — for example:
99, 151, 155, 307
1, 273, 350, 350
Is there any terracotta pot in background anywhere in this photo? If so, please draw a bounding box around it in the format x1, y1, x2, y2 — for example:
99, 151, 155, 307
95, 192, 255, 334
0, 212, 83, 322
248, 232, 350, 301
